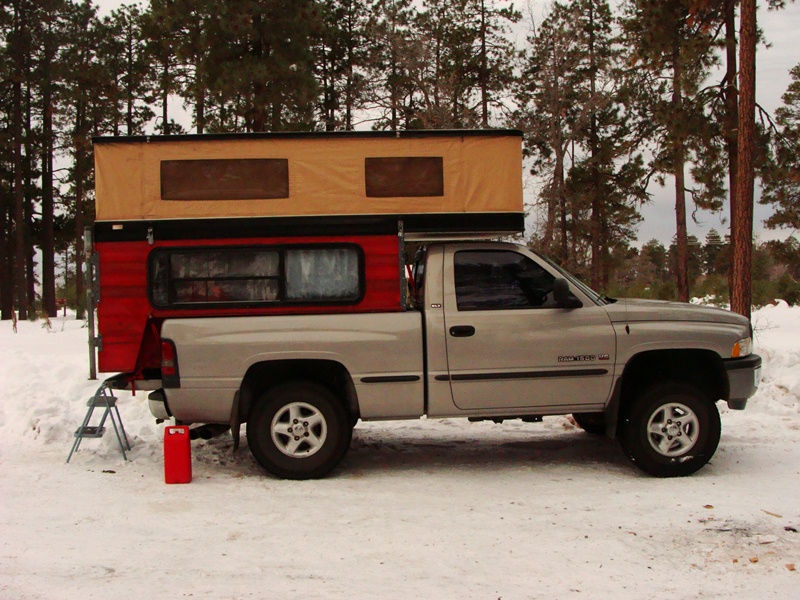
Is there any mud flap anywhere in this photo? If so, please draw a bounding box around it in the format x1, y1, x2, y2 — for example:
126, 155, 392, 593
230, 391, 241, 452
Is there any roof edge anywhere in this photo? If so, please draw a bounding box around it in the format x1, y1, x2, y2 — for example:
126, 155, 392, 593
92, 129, 524, 145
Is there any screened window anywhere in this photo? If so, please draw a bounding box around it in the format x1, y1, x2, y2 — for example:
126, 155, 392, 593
149, 245, 362, 308
161, 158, 289, 200
454, 251, 557, 311
365, 157, 444, 197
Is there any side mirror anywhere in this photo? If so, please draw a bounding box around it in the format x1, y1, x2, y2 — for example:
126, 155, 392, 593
553, 278, 583, 309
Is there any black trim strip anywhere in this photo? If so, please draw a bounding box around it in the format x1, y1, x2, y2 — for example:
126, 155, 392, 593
435, 368, 609, 382
94, 213, 525, 243
93, 129, 523, 145
723, 354, 762, 371
360, 375, 421, 384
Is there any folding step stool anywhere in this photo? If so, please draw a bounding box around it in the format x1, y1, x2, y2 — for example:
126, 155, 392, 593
66, 381, 131, 463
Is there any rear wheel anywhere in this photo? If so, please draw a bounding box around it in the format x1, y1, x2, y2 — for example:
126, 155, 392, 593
620, 382, 720, 477
247, 381, 352, 480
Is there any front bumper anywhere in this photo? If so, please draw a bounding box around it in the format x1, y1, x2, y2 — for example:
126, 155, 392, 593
723, 354, 762, 410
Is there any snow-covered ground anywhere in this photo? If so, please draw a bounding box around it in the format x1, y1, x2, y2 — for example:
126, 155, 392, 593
1, 303, 798, 599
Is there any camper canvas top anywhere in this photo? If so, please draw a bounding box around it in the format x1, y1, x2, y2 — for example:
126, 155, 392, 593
92, 129, 524, 239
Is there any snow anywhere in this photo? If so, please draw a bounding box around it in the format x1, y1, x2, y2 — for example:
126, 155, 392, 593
1, 306, 798, 599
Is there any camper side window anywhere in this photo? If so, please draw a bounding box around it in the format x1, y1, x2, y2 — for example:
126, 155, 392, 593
149, 245, 362, 308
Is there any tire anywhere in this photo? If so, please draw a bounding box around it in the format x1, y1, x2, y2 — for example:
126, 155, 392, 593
572, 412, 606, 435
247, 381, 352, 480
620, 382, 720, 478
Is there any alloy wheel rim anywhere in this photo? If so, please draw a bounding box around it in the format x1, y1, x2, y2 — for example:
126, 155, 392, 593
646, 402, 700, 457
270, 401, 328, 458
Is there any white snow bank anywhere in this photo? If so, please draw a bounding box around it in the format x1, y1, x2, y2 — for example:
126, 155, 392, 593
752, 301, 800, 414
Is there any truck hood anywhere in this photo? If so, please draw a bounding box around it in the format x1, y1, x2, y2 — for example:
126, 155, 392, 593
603, 298, 750, 327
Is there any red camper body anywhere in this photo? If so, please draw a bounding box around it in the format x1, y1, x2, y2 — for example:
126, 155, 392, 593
95, 233, 403, 375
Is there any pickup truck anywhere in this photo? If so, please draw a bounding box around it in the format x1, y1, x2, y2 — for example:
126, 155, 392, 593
146, 240, 761, 480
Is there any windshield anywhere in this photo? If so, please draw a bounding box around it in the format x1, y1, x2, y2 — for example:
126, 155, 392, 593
534, 252, 610, 306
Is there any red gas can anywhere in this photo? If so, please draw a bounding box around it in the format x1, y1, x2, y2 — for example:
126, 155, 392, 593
164, 426, 192, 484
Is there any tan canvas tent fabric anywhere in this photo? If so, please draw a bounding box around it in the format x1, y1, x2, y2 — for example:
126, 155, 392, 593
94, 131, 523, 222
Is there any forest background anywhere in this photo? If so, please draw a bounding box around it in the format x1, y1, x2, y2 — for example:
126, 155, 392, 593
1, 0, 799, 324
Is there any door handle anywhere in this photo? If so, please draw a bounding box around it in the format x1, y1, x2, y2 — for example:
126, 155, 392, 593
449, 325, 476, 337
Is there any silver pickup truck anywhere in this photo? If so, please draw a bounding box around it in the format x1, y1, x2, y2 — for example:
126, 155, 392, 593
148, 241, 761, 479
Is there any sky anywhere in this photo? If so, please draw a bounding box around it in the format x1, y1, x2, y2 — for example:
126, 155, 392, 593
93, 0, 800, 247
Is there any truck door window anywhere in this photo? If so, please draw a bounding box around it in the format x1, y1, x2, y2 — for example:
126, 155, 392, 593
454, 250, 557, 311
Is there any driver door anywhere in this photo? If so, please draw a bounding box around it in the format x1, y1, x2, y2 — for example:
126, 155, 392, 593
442, 247, 616, 412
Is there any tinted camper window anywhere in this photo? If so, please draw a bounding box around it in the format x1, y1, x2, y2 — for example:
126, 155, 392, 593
149, 245, 362, 308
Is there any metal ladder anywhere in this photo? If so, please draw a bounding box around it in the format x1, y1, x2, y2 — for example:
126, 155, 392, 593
67, 380, 131, 463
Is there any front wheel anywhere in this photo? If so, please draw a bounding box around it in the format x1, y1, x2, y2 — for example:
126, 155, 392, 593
620, 382, 720, 478
247, 381, 352, 480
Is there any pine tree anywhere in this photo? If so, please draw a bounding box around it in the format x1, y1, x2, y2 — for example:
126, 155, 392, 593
514, 1, 585, 265
8, 0, 31, 319
315, 0, 370, 130
143, 0, 186, 134
412, 0, 478, 127
621, 0, 722, 302
0, 2, 14, 320
60, 0, 104, 319
760, 64, 800, 241
466, 0, 520, 127
196, 0, 319, 132
101, 4, 153, 136
365, 0, 419, 129
703, 228, 728, 275
30, 0, 68, 318
516, 0, 645, 285
148, 0, 212, 133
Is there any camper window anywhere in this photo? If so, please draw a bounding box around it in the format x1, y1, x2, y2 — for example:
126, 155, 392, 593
148, 245, 362, 308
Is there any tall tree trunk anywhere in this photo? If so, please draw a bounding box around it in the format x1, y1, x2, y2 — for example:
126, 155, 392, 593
126, 31, 134, 135
271, 98, 282, 131
588, 2, 602, 290
12, 0, 28, 320
42, 88, 56, 317
0, 190, 12, 320
555, 148, 568, 263
162, 57, 170, 135
479, 0, 489, 127
731, 0, 756, 319
24, 78, 35, 311
41, 11, 56, 317
195, 57, 205, 134
390, 57, 398, 130
674, 160, 690, 302
74, 100, 86, 320
344, 15, 355, 130
724, 0, 739, 301
672, 37, 690, 302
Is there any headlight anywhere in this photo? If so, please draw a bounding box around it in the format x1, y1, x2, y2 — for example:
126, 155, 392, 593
732, 337, 752, 358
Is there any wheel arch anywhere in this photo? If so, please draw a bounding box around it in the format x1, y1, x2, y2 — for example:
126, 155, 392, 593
608, 349, 728, 435
238, 359, 358, 424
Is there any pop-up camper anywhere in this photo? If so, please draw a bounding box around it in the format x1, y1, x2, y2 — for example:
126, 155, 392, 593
92, 130, 525, 377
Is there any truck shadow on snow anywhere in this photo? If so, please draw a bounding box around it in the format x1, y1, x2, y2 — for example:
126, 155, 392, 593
340, 423, 632, 477
191, 418, 636, 478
